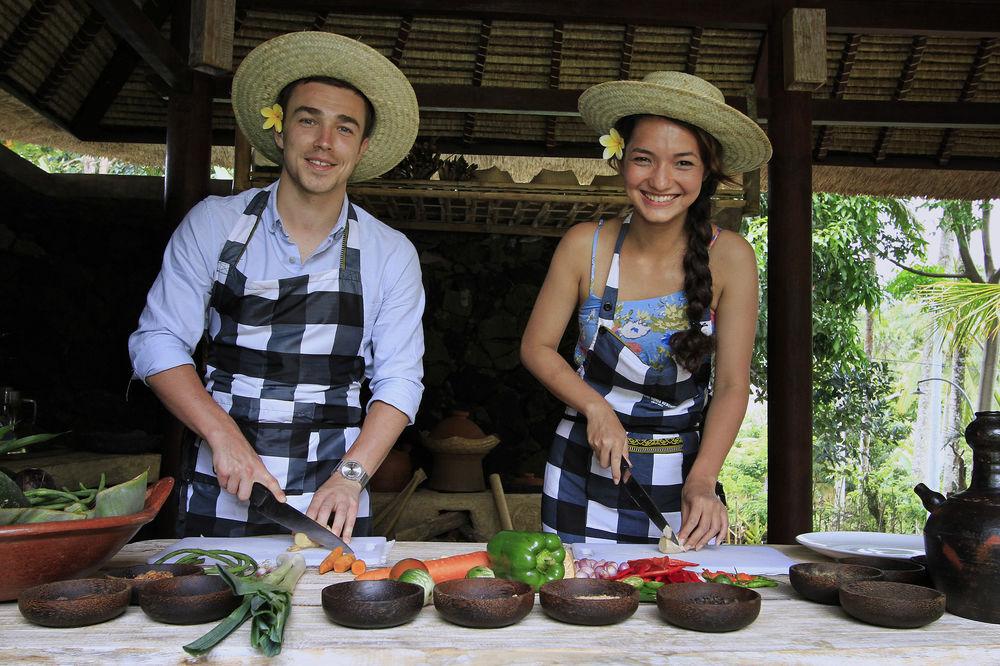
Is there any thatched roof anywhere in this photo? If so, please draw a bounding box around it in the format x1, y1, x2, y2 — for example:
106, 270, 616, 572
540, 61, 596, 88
1, 0, 999, 201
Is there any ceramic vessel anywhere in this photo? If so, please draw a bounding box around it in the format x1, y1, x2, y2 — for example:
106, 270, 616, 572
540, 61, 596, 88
915, 411, 1000, 624
423, 411, 500, 492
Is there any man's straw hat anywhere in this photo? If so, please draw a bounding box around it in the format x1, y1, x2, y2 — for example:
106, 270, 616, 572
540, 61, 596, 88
232, 31, 418, 182
578, 71, 772, 175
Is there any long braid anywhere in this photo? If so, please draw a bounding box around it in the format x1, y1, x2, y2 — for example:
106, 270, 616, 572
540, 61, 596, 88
669, 181, 717, 372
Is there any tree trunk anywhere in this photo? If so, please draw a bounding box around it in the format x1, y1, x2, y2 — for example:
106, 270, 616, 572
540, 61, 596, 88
944, 346, 969, 493
978, 331, 998, 412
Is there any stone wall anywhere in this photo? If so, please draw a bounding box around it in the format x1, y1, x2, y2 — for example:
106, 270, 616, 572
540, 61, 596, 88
3, 177, 574, 484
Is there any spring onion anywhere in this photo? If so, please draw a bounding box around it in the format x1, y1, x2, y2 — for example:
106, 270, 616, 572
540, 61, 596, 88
184, 553, 306, 657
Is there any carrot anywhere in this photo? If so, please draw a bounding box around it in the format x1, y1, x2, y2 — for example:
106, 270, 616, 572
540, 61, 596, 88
318, 547, 345, 575
423, 550, 491, 583
355, 567, 391, 581
350, 559, 367, 576
333, 554, 356, 573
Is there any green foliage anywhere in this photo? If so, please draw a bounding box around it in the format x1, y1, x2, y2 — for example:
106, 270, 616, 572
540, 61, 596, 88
3, 140, 163, 176
885, 266, 951, 300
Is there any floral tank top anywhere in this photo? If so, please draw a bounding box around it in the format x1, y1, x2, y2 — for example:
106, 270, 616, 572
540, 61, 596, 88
574, 220, 720, 372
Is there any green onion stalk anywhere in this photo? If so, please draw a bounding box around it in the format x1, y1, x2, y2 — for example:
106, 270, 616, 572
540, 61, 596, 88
184, 553, 306, 657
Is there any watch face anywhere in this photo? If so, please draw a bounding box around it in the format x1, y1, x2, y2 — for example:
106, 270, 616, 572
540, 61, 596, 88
341, 461, 364, 480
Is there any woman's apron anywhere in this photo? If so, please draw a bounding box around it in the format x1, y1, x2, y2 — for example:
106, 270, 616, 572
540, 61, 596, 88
178, 189, 371, 537
541, 216, 712, 543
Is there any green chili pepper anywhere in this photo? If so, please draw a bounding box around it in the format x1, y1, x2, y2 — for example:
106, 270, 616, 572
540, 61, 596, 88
486, 530, 565, 591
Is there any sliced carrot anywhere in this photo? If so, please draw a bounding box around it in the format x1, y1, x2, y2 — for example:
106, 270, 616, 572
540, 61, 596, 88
333, 554, 356, 573
423, 550, 491, 583
354, 567, 391, 581
350, 559, 367, 576
318, 547, 345, 575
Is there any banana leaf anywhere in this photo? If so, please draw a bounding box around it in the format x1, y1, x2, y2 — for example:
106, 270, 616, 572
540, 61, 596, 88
0, 424, 67, 455
0, 507, 88, 525
89, 470, 148, 518
0, 471, 29, 509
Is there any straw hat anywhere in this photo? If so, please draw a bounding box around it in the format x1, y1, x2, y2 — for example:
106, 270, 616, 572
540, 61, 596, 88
578, 71, 771, 175
232, 31, 419, 182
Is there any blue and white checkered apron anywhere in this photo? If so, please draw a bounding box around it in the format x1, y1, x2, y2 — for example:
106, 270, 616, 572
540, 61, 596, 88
179, 189, 372, 537
542, 215, 712, 543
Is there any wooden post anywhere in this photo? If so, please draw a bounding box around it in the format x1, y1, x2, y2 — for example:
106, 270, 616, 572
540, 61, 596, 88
233, 125, 251, 194
766, 2, 816, 543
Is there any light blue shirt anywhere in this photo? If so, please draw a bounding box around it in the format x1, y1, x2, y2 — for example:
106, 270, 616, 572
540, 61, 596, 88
128, 180, 425, 423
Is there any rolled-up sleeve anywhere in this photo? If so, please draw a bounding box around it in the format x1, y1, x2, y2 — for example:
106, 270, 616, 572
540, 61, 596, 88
128, 199, 220, 382
367, 242, 425, 423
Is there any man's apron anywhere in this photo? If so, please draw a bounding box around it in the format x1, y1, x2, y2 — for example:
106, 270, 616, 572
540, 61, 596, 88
541, 216, 712, 543
179, 190, 371, 537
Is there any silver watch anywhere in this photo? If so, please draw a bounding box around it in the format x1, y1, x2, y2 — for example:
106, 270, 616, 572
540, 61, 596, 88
337, 459, 370, 487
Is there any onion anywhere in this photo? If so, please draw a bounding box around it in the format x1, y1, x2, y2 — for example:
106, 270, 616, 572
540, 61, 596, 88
579, 566, 595, 577
575, 570, 591, 578
605, 563, 618, 576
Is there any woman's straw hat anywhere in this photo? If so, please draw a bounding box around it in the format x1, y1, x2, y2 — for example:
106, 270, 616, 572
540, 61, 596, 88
232, 31, 418, 182
578, 71, 772, 175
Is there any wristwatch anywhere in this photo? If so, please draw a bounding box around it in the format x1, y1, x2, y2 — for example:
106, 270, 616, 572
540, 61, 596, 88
336, 459, 370, 487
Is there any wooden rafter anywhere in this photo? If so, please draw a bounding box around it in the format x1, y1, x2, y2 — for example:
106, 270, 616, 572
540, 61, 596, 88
751, 32, 768, 98
0, 0, 59, 73
36, 10, 107, 105
462, 19, 492, 144
390, 16, 413, 66
815, 33, 861, 160
684, 27, 704, 75
87, 0, 189, 91
312, 12, 330, 30
937, 37, 998, 165
71, 0, 172, 139
873, 35, 927, 163
619, 24, 635, 80
544, 22, 564, 150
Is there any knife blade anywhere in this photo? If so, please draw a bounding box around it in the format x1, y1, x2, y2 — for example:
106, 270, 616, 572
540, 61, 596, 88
249, 483, 353, 555
619, 459, 682, 547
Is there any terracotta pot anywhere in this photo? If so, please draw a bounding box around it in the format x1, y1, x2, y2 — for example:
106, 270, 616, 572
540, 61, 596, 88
424, 411, 498, 492
914, 410, 1000, 624
370, 449, 413, 493
429, 410, 486, 440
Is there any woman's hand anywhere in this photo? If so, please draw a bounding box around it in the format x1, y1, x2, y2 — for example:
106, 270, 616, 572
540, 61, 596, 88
584, 402, 629, 483
678, 477, 729, 550
306, 474, 363, 543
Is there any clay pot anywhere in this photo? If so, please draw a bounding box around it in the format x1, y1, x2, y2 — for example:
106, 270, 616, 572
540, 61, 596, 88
370, 448, 413, 493
915, 411, 1000, 624
429, 411, 486, 439
423, 411, 499, 492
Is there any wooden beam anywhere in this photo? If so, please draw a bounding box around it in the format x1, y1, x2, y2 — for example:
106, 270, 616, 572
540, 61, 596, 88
619, 24, 636, 80
816, 152, 1000, 171
463, 19, 492, 144
71, 0, 173, 138
0, 0, 59, 72
188, 0, 235, 74
799, 99, 1000, 129
389, 15, 414, 66
782, 8, 826, 91
544, 22, 564, 150
36, 10, 106, 105
820, 0, 1000, 38
873, 35, 927, 162
815, 33, 860, 160
751, 32, 769, 100
87, 0, 190, 91
937, 37, 998, 165
684, 27, 703, 75
767, 0, 813, 544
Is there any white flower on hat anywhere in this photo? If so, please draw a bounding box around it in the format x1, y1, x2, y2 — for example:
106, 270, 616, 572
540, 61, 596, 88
599, 127, 625, 160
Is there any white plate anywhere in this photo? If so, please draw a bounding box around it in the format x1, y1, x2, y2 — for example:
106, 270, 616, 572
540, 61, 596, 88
795, 531, 924, 560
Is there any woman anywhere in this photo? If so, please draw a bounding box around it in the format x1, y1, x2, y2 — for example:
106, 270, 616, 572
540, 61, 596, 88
520, 72, 771, 548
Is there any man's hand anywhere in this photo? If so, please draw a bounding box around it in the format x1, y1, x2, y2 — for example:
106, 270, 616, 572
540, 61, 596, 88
210, 433, 286, 503
306, 474, 363, 543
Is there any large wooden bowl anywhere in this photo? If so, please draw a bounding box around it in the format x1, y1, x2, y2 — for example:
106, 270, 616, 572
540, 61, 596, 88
0, 477, 173, 601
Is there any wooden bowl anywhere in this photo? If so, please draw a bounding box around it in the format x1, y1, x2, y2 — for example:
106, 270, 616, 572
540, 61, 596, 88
102, 563, 205, 604
839, 581, 946, 628
0, 477, 174, 601
18, 578, 130, 627
433, 578, 534, 628
788, 563, 883, 605
321, 580, 424, 629
538, 579, 639, 626
656, 582, 762, 632
139, 574, 241, 625
837, 556, 928, 585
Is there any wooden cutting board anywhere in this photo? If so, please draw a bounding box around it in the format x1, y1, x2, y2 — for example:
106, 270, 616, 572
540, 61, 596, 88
571, 543, 798, 575
147, 535, 393, 567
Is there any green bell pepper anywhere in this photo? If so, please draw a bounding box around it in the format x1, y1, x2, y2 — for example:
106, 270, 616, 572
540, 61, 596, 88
486, 530, 565, 590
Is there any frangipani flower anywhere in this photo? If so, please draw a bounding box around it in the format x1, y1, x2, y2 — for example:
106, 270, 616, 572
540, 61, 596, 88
261, 104, 283, 133
599, 127, 624, 160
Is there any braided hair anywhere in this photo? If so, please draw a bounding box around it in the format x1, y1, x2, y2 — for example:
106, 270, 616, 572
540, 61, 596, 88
612, 115, 735, 373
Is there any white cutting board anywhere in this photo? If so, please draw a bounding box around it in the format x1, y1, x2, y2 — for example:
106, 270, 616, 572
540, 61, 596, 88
148, 535, 393, 568
571, 543, 797, 576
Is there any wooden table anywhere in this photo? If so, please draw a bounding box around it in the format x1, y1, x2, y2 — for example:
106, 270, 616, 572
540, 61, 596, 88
5, 541, 999, 664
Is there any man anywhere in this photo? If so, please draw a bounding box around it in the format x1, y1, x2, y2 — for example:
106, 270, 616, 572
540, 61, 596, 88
129, 32, 424, 541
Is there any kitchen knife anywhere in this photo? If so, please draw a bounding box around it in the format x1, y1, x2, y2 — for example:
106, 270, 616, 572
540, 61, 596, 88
249, 483, 354, 555
619, 459, 683, 548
